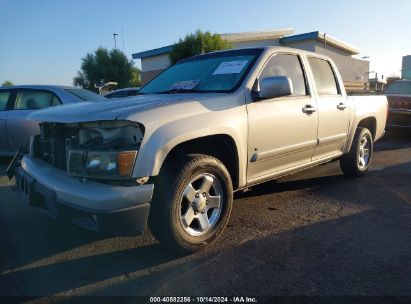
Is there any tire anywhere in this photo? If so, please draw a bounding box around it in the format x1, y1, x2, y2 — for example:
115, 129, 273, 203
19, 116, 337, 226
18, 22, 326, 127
148, 154, 233, 253
340, 127, 373, 177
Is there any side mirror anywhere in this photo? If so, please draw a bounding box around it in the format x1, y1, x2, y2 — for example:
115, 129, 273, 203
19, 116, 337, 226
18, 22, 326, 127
253, 76, 293, 100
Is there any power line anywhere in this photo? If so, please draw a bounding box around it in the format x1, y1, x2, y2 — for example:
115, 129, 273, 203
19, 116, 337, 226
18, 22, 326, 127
121, 27, 125, 53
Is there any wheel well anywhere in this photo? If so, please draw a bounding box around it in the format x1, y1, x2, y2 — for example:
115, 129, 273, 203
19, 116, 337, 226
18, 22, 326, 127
357, 117, 376, 139
165, 135, 239, 189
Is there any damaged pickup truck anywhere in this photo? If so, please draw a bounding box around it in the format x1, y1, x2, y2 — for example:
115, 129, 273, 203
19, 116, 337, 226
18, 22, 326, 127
8, 47, 388, 253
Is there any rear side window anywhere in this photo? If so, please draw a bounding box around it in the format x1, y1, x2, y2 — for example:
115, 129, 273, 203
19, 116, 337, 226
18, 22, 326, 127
0, 91, 11, 110
260, 54, 307, 96
51, 95, 61, 106
15, 90, 55, 109
308, 57, 339, 95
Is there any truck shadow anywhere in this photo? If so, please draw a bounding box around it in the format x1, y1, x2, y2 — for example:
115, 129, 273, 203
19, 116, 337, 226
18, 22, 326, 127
136, 208, 411, 296
0, 161, 410, 296
235, 174, 345, 199
101, 161, 411, 296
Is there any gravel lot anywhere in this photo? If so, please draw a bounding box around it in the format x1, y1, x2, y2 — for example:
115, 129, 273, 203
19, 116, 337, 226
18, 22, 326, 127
0, 132, 410, 298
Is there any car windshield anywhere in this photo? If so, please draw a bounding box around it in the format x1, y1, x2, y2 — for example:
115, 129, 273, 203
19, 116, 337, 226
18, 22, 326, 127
139, 49, 263, 94
65, 88, 107, 101
384, 81, 411, 95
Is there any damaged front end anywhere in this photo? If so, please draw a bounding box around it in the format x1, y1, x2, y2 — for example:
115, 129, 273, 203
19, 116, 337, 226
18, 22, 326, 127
30, 120, 144, 181
7, 120, 152, 235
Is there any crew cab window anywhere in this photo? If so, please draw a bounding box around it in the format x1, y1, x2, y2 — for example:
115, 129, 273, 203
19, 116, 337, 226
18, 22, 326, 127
0, 91, 11, 110
308, 57, 339, 95
15, 90, 58, 109
260, 54, 307, 96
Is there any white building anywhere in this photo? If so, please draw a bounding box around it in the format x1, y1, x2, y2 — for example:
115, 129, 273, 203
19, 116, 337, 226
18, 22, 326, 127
132, 28, 369, 91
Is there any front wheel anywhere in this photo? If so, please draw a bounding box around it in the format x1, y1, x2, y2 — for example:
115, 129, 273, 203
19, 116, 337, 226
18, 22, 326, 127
340, 127, 373, 177
148, 154, 233, 253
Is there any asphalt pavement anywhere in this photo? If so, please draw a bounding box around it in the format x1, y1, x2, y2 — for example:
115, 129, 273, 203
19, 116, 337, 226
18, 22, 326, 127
0, 132, 410, 298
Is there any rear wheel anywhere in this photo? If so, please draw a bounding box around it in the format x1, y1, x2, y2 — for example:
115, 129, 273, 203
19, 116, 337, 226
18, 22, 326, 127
148, 154, 233, 253
340, 127, 373, 177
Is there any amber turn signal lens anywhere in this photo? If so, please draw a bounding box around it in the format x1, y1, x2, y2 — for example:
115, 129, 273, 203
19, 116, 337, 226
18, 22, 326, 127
117, 151, 137, 177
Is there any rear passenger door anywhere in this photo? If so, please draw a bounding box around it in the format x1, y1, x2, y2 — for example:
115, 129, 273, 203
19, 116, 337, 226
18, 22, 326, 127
6, 89, 61, 151
0, 90, 13, 153
307, 57, 350, 160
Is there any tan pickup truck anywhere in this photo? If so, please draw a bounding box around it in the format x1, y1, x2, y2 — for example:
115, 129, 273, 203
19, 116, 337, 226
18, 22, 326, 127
9, 47, 388, 253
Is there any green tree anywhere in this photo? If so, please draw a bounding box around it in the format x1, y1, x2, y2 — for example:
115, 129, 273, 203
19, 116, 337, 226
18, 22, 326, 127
386, 75, 400, 86
73, 47, 140, 91
169, 30, 231, 65
129, 66, 142, 87
1, 80, 13, 86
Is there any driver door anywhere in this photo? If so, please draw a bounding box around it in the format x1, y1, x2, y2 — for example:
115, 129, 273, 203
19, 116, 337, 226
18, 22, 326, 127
246, 53, 318, 182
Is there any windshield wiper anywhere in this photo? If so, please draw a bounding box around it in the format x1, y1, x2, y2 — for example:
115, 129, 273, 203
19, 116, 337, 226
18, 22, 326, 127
157, 89, 196, 94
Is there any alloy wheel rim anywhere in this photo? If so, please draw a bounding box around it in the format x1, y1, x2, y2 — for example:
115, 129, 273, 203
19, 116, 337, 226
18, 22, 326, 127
358, 136, 371, 169
179, 173, 223, 236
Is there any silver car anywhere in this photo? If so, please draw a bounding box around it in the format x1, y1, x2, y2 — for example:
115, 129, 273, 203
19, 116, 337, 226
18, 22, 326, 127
0, 85, 106, 156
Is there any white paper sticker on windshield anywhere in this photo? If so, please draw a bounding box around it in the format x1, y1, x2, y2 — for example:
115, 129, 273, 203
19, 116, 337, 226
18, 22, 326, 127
169, 80, 200, 91
212, 60, 249, 75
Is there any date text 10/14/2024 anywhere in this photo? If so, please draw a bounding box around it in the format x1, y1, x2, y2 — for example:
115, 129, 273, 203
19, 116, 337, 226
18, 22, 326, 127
149, 296, 258, 303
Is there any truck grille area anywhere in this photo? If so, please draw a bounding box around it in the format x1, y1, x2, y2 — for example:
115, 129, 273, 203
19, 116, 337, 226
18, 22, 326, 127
32, 121, 143, 175
33, 123, 77, 171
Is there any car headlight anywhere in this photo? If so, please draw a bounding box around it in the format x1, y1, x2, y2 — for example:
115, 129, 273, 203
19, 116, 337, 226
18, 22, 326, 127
68, 150, 137, 180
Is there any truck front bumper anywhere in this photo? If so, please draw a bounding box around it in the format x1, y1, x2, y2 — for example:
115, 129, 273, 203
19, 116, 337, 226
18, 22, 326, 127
15, 155, 154, 235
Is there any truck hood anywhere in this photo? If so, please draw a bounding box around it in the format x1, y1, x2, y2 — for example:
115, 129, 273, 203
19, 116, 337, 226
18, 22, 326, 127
28, 93, 218, 123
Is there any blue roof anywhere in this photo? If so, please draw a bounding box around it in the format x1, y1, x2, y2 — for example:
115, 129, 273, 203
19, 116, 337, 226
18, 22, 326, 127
132, 45, 173, 59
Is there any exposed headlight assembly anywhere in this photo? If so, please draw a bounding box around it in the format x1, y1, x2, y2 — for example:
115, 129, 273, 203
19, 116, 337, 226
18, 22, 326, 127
68, 150, 137, 180
63, 121, 144, 180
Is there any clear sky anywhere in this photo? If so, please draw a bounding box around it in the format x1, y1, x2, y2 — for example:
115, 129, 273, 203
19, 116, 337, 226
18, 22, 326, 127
1, 0, 410, 85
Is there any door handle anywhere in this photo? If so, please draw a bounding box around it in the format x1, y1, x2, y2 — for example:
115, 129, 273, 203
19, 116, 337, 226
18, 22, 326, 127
302, 104, 317, 114
337, 102, 347, 110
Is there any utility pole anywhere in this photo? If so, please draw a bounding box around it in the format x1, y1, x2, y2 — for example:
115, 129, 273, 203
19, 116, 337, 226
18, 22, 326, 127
113, 33, 118, 49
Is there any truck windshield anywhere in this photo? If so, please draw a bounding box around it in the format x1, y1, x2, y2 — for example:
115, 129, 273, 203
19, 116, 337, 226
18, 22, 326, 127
139, 48, 262, 94
384, 81, 411, 95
